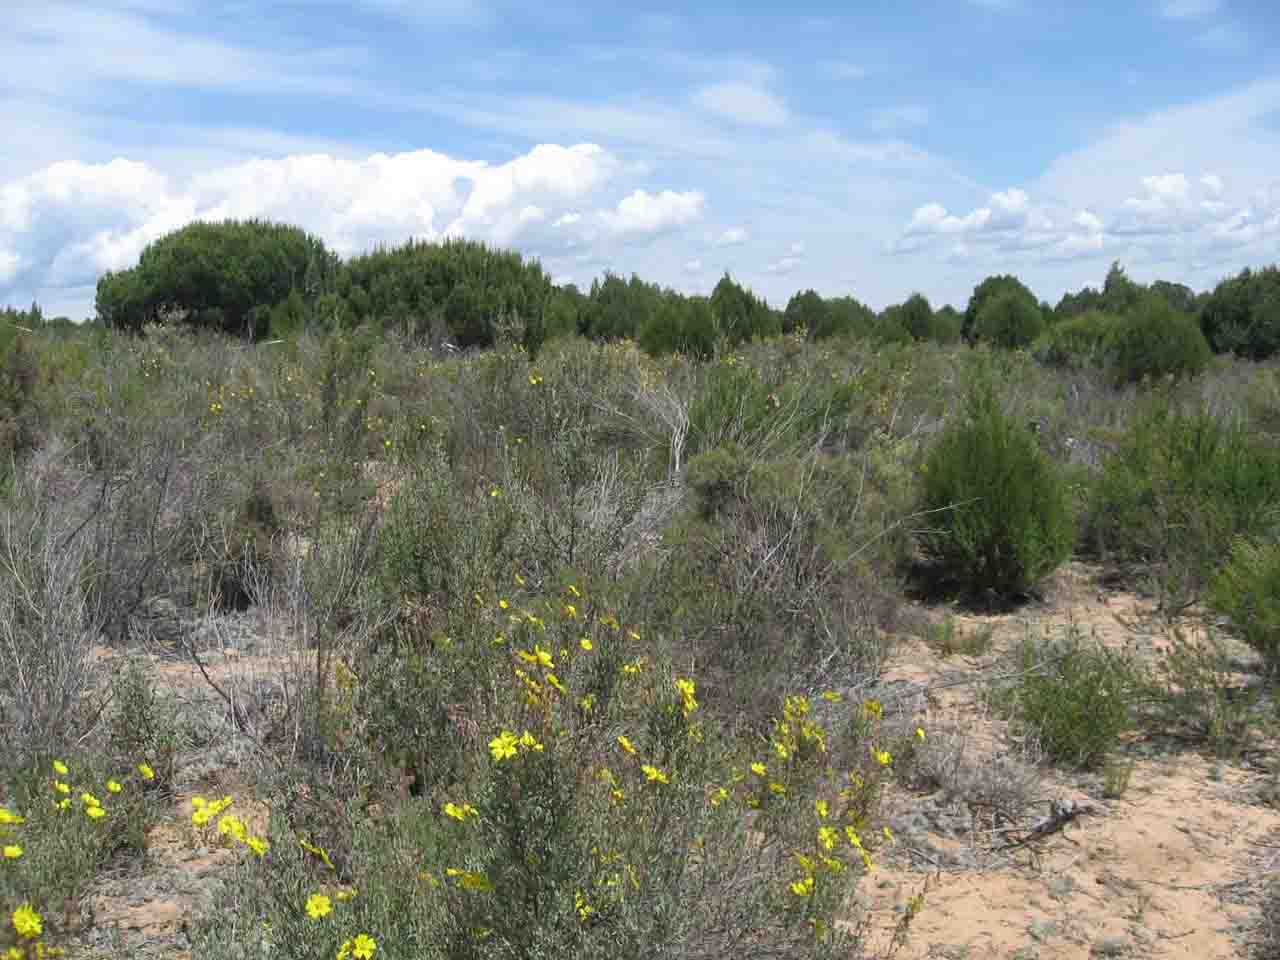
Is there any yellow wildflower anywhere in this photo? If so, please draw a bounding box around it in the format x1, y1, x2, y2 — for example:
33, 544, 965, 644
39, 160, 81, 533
710, 787, 730, 807
518, 731, 544, 752
579, 637, 593, 651
12, 904, 42, 938
305, 893, 332, 920
864, 699, 883, 721
790, 875, 815, 897
750, 762, 767, 777
546, 673, 567, 695
137, 763, 155, 780
52, 760, 69, 776
489, 730, 519, 761
350, 933, 377, 958
0, 807, 22, 825
106, 779, 123, 794
443, 802, 478, 821
246, 836, 270, 856
875, 749, 893, 767
617, 735, 637, 755
53, 781, 69, 795
915, 726, 926, 741
821, 690, 843, 703
769, 782, 787, 796
2, 845, 21, 859
815, 799, 829, 820
86, 805, 106, 820
818, 827, 839, 851
641, 765, 670, 784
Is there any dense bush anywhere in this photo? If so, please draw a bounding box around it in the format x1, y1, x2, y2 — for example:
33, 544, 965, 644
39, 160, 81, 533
1199, 264, 1280, 359
917, 374, 1073, 599
963, 274, 1040, 343
971, 289, 1045, 349
96, 219, 337, 337
1031, 309, 1119, 370
1108, 297, 1211, 384
1084, 401, 1280, 608
1208, 535, 1280, 674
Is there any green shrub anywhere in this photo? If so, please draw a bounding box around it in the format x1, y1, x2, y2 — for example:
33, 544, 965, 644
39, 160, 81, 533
991, 628, 1145, 768
972, 290, 1045, 349
1208, 536, 1280, 675
917, 375, 1074, 599
1031, 310, 1120, 370
1108, 297, 1211, 384
1084, 402, 1280, 608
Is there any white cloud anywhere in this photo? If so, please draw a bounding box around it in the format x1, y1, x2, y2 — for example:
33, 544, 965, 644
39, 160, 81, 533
1074, 210, 1104, 232
600, 189, 705, 239
765, 255, 802, 275
714, 227, 748, 247
0, 143, 628, 297
1200, 173, 1225, 196
693, 82, 789, 127
1158, 0, 1221, 18
553, 211, 582, 227
905, 202, 992, 235
789, 241, 805, 255
683, 258, 703, 273
870, 105, 929, 132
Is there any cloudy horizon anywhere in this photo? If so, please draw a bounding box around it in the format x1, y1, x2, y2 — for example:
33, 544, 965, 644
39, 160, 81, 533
2, 0, 1279, 320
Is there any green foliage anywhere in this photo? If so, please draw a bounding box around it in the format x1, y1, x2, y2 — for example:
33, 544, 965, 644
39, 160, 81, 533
1084, 401, 1280, 608
1208, 536, 1280, 675
340, 238, 553, 349
917, 374, 1073, 599
1108, 296, 1211, 384
638, 295, 717, 359
972, 289, 1045, 349
1031, 309, 1120, 370
710, 273, 780, 345
95, 219, 337, 337
783, 289, 828, 337
898, 293, 934, 342
930, 305, 963, 344
992, 628, 1144, 769
963, 274, 1040, 343
1199, 263, 1280, 359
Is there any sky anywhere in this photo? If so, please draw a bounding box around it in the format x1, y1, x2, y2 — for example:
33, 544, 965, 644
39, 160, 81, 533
2, 0, 1279, 320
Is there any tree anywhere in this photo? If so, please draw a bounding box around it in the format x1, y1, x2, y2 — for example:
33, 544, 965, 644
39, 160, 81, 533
710, 274, 778, 345
1199, 264, 1280, 359
95, 219, 337, 337
783, 290, 828, 337
899, 292, 934, 341
963, 274, 1040, 342
1101, 261, 1143, 315
973, 289, 1045, 349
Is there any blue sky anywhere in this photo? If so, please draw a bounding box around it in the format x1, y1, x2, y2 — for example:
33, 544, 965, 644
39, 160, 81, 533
2, 0, 1279, 320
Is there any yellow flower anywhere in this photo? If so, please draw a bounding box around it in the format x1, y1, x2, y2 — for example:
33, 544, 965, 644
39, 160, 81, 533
305, 893, 333, 920
498, 599, 509, 610
567, 584, 581, 598
53, 781, 70, 795
335, 888, 358, 902
11, 904, 42, 939
790, 875, 815, 897
446, 868, 492, 892
518, 731, 544, 752
845, 826, 863, 849
56, 799, 70, 811
773, 741, 790, 760
562, 604, 578, 619
875, 749, 893, 767
768, 782, 787, 796
622, 658, 645, 675
517, 646, 555, 669
489, 730, 519, 761
915, 726, 926, 741
350, 933, 377, 959
443, 802, 478, 822
81, 792, 100, 808
0, 807, 22, 825
818, 827, 839, 851
864, 699, 883, 721
617, 736, 637, 755
574, 890, 593, 920
641, 765, 670, 784
579, 637, 593, 651
628, 630, 641, 641
709, 787, 730, 807
86, 805, 106, 820
2, 845, 21, 859
883, 826, 895, 844
219, 814, 247, 841
750, 762, 767, 777
137, 763, 155, 780
579, 693, 596, 711
815, 799, 829, 820
246, 836, 270, 856
675, 677, 698, 715
52, 760, 69, 776
820, 690, 843, 703
106, 779, 123, 793
546, 673, 567, 695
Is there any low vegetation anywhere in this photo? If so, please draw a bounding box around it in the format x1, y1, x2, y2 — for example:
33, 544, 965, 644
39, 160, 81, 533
1, 230, 1279, 958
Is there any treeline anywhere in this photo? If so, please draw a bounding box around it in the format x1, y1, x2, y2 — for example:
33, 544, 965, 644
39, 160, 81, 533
76, 218, 1280, 368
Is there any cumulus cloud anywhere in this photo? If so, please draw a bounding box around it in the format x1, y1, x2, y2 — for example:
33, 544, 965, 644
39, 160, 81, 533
714, 226, 748, 246
895, 170, 1280, 269
0, 143, 629, 299
693, 82, 789, 127
600, 189, 705, 239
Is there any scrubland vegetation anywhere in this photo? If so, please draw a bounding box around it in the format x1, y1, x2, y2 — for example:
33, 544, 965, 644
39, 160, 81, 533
1, 219, 1279, 958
